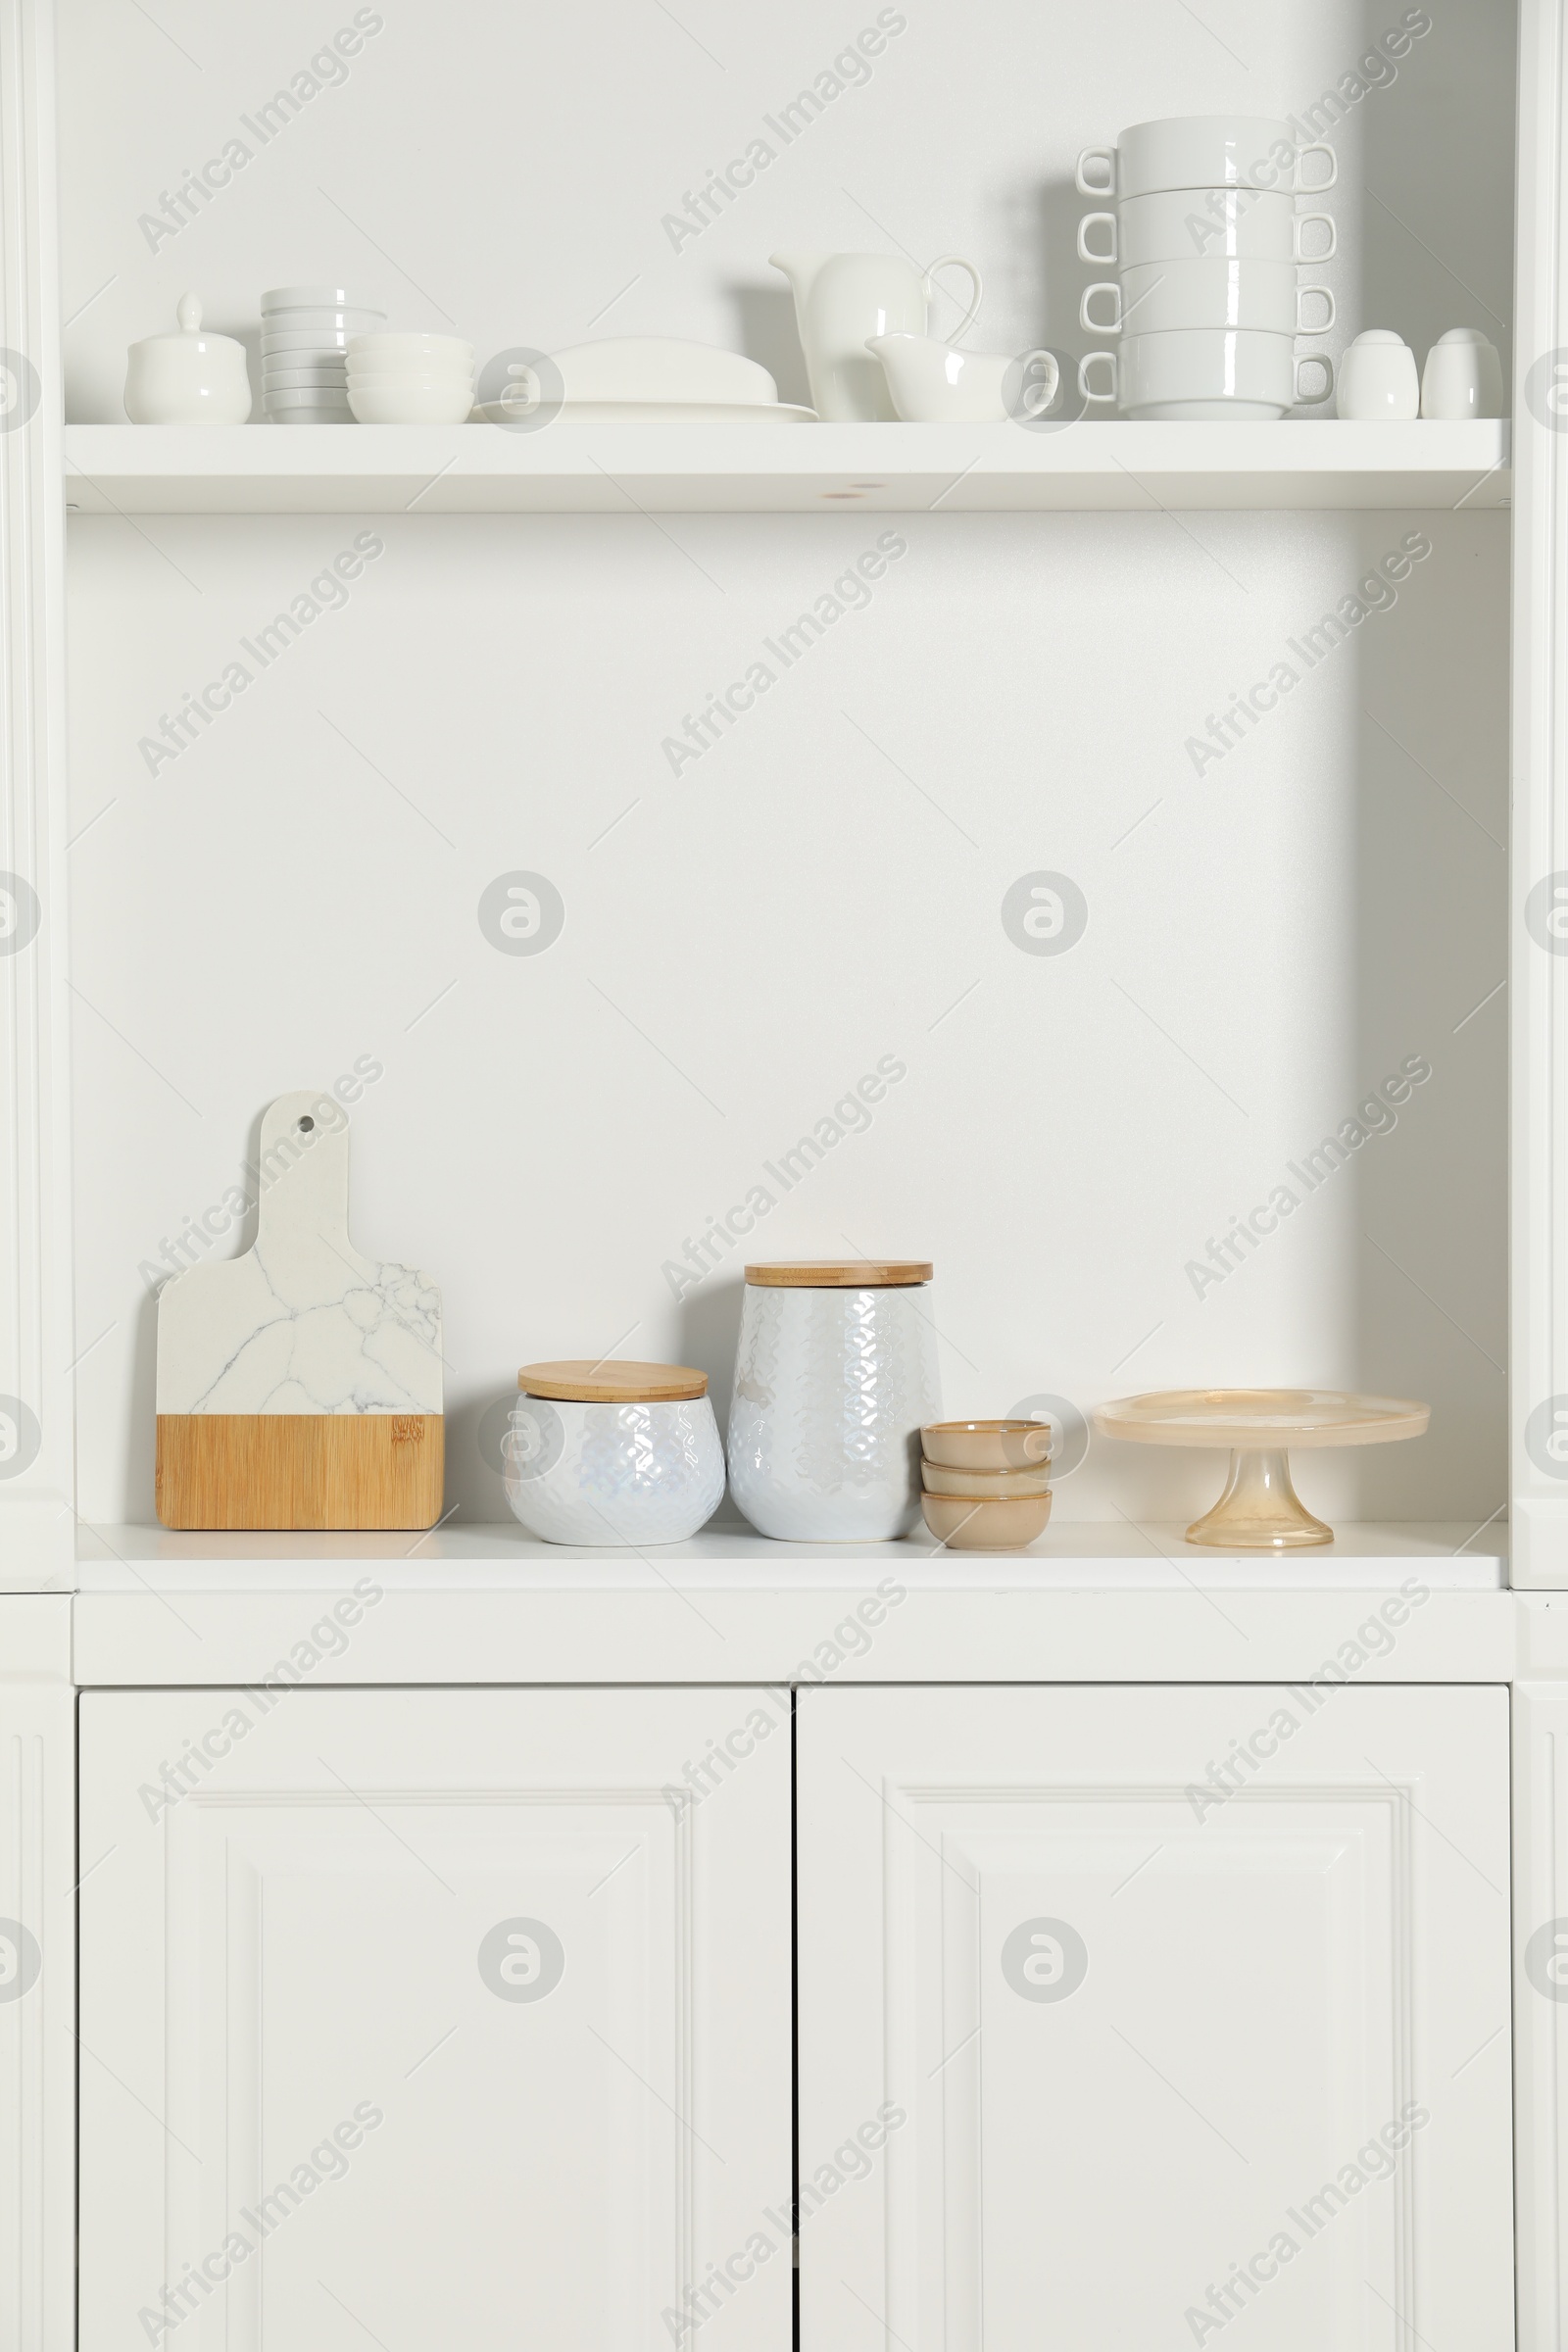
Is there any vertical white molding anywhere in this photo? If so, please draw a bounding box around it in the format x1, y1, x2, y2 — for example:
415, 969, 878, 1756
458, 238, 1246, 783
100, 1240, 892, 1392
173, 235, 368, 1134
1513, 0, 1568, 1584
0, 1601, 74, 2352
0, 0, 72, 1574
1516, 1682, 1568, 2348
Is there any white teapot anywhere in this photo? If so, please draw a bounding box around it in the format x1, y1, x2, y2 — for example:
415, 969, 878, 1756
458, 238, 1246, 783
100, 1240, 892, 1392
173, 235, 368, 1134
124, 294, 252, 424
770, 249, 982, 421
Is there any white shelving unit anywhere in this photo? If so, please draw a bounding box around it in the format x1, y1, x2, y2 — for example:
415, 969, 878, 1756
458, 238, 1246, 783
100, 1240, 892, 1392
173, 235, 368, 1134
9, 1, 1568, 2344
65, 417, 1511, 514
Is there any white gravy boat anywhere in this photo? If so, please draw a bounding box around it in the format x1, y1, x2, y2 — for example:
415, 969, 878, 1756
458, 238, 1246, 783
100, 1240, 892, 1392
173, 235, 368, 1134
866, 332, 1059, 423
770, 250, 983, 420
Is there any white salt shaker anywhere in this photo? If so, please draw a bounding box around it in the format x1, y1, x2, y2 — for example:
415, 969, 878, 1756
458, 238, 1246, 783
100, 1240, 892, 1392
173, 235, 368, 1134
1421, 327, 1504, 420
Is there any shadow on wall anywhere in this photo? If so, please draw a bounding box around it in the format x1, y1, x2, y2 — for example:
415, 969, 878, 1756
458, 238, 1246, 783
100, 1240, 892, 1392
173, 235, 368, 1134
448, 1275, 749, 1530
1357, 0, 1514, 396
1033, 174, 1106, 385
728, 284, 812, 408
1348, 505, 1508, 1523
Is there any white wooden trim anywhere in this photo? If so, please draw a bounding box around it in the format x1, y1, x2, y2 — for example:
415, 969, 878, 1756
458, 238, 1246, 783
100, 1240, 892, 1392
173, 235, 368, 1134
1515, 1682, 1568, 2347
0, 1605, 74, 2352
0, 0, 72, 1573
1514, 0, 1568, 1585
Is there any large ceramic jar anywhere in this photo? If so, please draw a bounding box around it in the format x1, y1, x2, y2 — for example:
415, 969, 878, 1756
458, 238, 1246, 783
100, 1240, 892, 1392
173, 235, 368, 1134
726, 1261, 940, 1540
504, 1359, 724, 1545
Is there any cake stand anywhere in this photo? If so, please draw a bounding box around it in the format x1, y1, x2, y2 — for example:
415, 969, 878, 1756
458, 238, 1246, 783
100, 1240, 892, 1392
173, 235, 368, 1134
1092, 1389, 1430, 1549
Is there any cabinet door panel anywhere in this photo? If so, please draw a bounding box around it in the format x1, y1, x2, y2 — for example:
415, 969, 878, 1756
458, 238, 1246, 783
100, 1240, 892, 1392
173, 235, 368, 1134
798, 1684, 1512, 2351
80, 1688, 791, 2352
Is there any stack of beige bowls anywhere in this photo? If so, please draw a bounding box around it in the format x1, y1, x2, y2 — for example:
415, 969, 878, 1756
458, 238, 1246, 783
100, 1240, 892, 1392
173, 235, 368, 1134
920, 1419, 1054, 1550
1073, 115, 1338, 419
346, 333, 475, 424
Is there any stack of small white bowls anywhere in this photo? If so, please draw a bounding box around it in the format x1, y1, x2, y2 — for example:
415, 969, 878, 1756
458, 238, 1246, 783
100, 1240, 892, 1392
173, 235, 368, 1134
347, 334, 474, 424
261, 285, 384, 425
1074, 116, 1339, 420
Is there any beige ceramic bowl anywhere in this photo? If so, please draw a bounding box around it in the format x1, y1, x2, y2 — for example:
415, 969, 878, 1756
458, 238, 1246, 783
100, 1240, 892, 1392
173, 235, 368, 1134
920, 1491, 1054, 1549
921, 1460, 1052, 1498
922, 1418, 1054, 1472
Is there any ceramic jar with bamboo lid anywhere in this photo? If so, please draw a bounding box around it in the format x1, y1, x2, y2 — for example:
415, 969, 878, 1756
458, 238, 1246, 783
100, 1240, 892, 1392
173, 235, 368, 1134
504, 1359, 724, 1544
726, 1260, 940, 1540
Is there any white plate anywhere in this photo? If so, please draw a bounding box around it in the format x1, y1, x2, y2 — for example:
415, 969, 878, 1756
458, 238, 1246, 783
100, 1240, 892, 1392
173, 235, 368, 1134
262, 329, 357, 355
260, 316, 384, 339
263, 390, 354, 413
471, 399, 817, 424
262, 285, 383, 311
543, 336, 779, 406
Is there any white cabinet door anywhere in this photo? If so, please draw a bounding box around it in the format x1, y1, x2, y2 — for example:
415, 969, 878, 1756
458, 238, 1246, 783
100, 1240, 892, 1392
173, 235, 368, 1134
798, 1683, 1513, 2351
79, 1686, 791, 2352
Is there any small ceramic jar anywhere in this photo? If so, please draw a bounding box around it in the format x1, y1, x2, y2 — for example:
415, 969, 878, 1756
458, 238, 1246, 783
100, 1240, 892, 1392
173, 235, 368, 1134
726, 1261, 941, 1541
504, 1359, 724, 1545
124, 295, 253, 424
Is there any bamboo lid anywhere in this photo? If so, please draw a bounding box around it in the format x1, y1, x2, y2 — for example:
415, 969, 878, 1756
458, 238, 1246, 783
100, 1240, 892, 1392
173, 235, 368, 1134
744, 1260, 933, 1288
518, 1359, 709, 1402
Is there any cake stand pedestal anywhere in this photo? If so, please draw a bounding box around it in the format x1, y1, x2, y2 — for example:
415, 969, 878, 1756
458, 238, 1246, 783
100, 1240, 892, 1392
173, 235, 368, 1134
1092, 1389, 1430, 1550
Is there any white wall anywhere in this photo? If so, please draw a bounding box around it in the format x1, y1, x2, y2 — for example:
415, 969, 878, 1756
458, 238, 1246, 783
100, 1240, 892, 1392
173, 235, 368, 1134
59, 0, 1514, 1526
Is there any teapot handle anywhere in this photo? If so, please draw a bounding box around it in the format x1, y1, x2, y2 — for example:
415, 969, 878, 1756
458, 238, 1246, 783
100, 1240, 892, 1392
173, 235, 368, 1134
924, 254, 984, 346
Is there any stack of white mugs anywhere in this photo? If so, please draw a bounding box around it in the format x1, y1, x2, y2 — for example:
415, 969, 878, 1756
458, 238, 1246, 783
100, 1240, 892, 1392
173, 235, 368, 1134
1074, 114, 1338, 419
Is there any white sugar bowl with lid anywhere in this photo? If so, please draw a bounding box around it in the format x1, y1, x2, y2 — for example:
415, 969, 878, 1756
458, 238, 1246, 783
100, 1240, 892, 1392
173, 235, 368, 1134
504, 1359, 725, 1546
124, 294, 253, 423
727, 1260, 941, 1542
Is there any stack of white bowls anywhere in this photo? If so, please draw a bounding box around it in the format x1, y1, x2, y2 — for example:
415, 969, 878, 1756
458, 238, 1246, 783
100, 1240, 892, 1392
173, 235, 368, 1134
261, 285, 384, 425
1073, 116, 1338, 420
347, 334, 474, 424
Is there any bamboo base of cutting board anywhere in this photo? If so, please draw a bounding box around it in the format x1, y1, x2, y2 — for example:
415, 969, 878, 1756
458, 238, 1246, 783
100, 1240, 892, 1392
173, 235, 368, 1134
156, 1413, 445, 1530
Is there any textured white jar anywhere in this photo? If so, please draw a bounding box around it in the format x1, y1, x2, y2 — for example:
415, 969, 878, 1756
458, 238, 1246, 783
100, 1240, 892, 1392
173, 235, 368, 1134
504, 1367, 724, 1545
727, 1268, 941, 1541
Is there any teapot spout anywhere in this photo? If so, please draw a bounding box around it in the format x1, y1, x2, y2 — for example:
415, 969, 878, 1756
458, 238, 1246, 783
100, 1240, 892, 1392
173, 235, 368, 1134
768, 250, 826, 304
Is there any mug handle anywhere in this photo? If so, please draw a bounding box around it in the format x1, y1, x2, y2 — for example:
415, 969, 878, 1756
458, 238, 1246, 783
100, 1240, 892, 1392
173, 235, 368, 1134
925, 254, 984, 345
1295, 283, 1336, 333
1076, 146, 1116, 198
1078, 349, 1117, 404
1080, 281, 1123, 334
1012, 348, 1060, 417
1293, 212, 1337, 262
1294, 352, 1335, 407
1296, 140, 1337, 192
1077, 212, 1117, 265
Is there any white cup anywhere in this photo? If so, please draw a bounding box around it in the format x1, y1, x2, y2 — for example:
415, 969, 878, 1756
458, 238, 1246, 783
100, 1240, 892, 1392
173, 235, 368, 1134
1420, 327, 1504, 419
1078, 326, 1334, 419
1081, 257, 1335, 338
1080, 188, 1337, 270
1076, 115, 1337, 201
1338, 329, 1420, 421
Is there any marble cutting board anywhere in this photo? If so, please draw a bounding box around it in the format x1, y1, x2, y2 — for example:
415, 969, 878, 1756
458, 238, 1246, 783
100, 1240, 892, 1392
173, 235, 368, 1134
154, 1089, 445, 1530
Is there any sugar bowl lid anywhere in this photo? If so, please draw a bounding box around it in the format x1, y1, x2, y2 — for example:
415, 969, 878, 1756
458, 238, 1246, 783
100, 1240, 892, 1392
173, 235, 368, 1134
131, 292, 245, 358
744, 1259, 933, 1287
518, 1358, 709, 1401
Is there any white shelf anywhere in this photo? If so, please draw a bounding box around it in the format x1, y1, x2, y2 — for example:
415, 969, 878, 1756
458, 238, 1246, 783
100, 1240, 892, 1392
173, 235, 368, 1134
71, 1518, 1503, 1591
63, 1521, 1513, 1688
62, 419, 1511, 516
